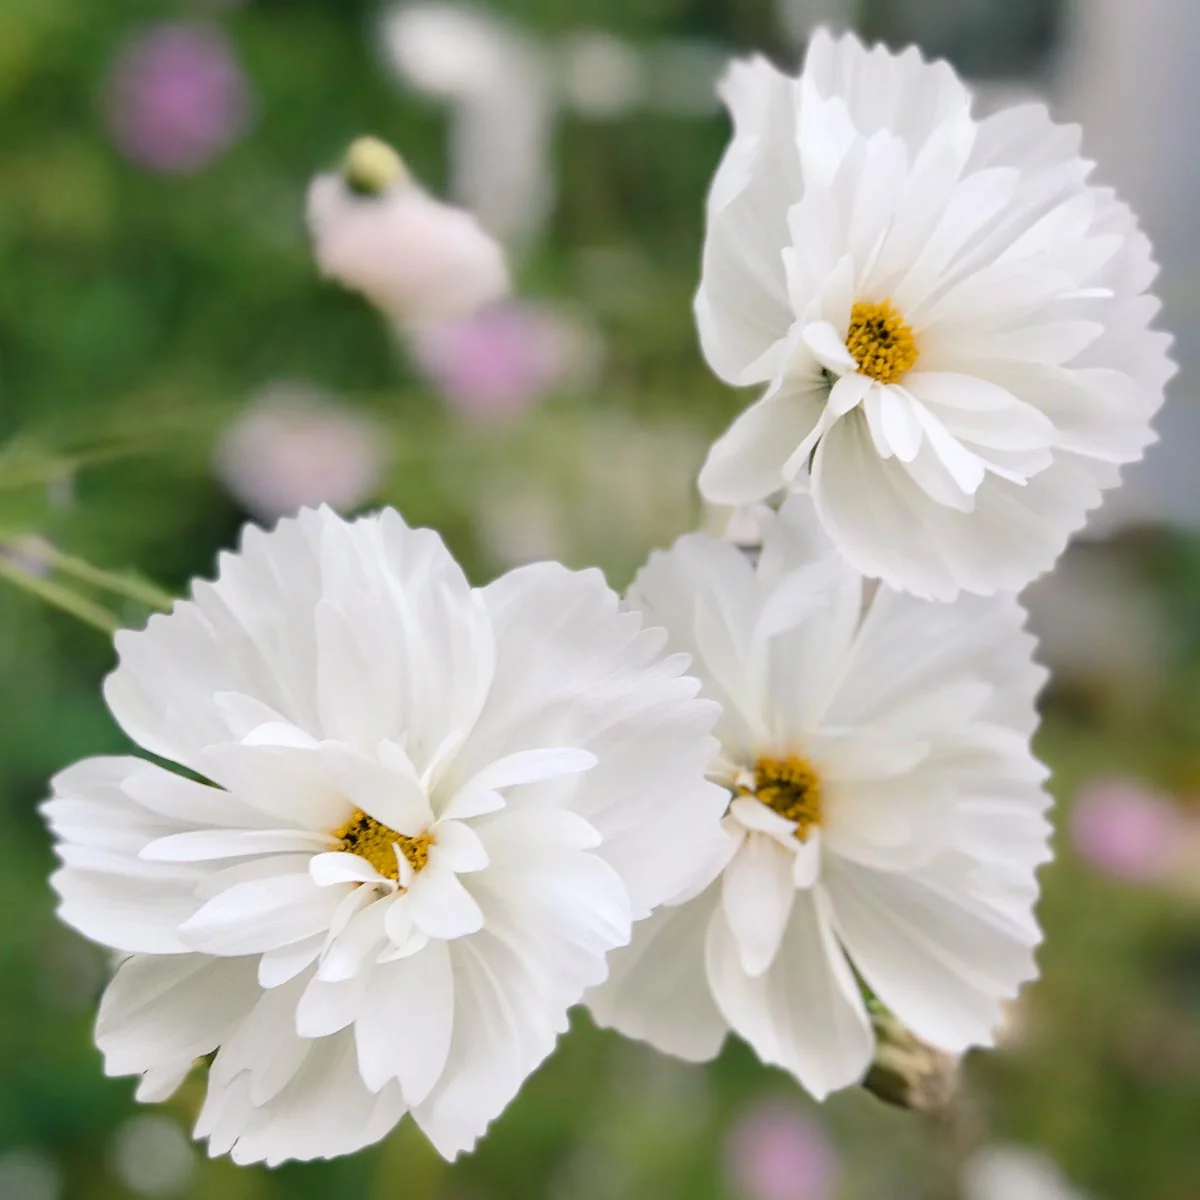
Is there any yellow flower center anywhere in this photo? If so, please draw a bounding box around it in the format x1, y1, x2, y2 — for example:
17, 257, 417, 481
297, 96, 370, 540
845, 300, 919, 385
741, 755, 823, 842
333, 808, 432, 882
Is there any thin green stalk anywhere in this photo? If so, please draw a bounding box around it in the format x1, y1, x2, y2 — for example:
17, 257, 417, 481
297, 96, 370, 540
37, 544, 175, 612
0, 554, 120, 636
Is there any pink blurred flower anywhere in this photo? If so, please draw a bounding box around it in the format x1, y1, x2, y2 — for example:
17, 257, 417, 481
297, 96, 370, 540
307, 170, 509, 328
214, 383, 387, 522
1070, 779, 1182, 882
410, 302, 598, 420
105, 23, 253, 174
725, 1101, 839, 1200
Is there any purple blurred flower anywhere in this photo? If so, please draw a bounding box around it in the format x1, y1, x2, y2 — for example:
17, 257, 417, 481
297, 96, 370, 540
725, 1101, 839, 1200
409, 302, 598, 421
1070, 779, 1182, 882
105, 23, 252, 174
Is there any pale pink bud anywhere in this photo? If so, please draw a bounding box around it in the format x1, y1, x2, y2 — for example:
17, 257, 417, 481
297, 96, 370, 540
306, 154, 509, 327
214, 384, 386, 521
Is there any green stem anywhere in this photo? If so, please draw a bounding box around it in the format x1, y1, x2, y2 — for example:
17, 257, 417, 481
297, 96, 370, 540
0, 554, 121, 636
36, 544, 175, 612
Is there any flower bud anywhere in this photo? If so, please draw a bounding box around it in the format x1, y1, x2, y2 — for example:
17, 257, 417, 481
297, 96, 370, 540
307, 138, 509, 327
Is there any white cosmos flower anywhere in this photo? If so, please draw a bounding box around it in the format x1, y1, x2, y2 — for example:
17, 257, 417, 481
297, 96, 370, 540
588, 496, 1051, 1098
42, 506, 724, 1165
696, 29, 1175, 600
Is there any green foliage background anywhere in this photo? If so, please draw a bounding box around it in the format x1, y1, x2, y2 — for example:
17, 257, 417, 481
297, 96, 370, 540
0, 2, 1196, 1198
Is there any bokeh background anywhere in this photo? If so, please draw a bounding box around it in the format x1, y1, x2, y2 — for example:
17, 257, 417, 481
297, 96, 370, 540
1, 1, 1198, 1198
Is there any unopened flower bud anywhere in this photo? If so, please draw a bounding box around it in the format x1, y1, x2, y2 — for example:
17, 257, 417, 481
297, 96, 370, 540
343, 136, 408, 196
863, 1008, 961, 1117
307, 140, 509, 328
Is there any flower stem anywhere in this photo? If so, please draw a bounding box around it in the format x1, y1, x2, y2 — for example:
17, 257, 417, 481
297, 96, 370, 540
33, 544, 175, 612
0, 553, 120, 636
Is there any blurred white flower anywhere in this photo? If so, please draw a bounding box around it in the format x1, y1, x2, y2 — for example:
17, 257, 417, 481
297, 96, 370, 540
110, 1116, 196, 1198
0, 1150, 61, 1200
560, 31, 646, 120
43, 506, 725, 1165
696, 30, 1174, 600
306, 150, 509, 327
383, 3, 554, 246
475, 484, 566, 569
214, 383, 387, 521
590, 496, 1050, 1098
965, 1146, 1091, 1200
383, 5, 734, 241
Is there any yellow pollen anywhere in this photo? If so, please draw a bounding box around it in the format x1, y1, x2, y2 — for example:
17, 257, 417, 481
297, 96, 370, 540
845, 300, 919, 384
333, 808, 432, 882
740, 755, 823, 842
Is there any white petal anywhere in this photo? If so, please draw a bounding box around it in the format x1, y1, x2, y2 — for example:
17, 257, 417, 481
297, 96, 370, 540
721, 834, 796, 977
355, 940, 454, 1102
729, 795, 795, 839
406, 863, 485, 941
140, 828, 334, 863
705, 888, 874, 1099
791, 832, 822, 889
97, 954, 260, 1079
802, 321, 857, 375
296, 971, 371, 1039
824, 856, 1039, 1053
411, 934, 562, 1160
478, 838, 632, 958
309, 852, 387, 887
447, 747, 596, 819
200, 1027, 406, 1165
827, 371, 873, 417
318, 895, 392, 982
240, 721, 321, 751
431, 820, 489, 873
209, 975, 312, 1107
911, 404, 986, 495
180, 873, 346, 956
876, 385, 925, 461
259, 937, 324, 989
317, 742, 432, 837
698, 376, 828, 506
382, 894, 429, 959
438, 786, 506, 822
587, 883, 728, 1063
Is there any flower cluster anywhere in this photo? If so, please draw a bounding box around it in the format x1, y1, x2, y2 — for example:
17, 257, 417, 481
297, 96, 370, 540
41, 29, 1172, 1169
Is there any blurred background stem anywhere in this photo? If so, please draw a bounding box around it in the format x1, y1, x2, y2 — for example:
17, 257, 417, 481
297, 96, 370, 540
0, 550, 121, 635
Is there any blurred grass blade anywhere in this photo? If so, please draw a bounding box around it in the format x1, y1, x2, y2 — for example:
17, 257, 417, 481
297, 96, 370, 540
36, 544, 176, 612
0, 551, 120, 636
